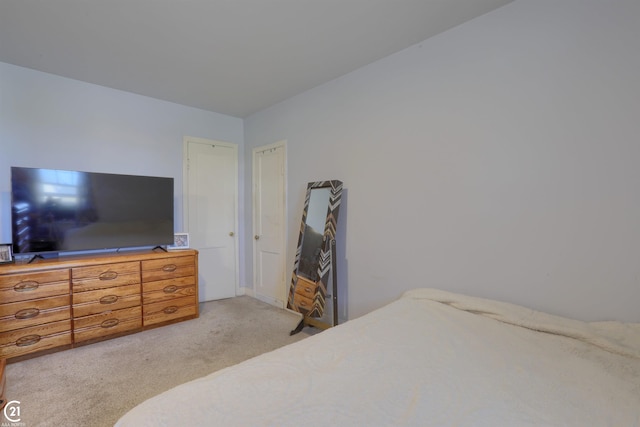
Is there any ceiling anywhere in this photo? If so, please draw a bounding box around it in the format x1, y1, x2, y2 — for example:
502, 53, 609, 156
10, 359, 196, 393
0, 0, 512, 118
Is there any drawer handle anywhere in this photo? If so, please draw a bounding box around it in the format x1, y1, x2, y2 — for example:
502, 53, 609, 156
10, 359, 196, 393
163, 285, 178, 293
99, 270, 118, 280
162, 264, 177, 272
305, 287, 312, 293
16, 334, 41, 347
15, 308, 40, 319
299, 301, 308, 307
101, 318, 120, 328
163, 306, 178, 314
14, 281, 39, 292
99, 295, 119, 305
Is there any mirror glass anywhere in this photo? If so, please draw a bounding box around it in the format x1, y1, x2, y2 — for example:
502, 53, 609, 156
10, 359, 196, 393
297, 187, 330, 281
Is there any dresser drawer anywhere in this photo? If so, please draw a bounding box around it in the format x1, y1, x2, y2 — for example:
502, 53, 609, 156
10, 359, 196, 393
293, 292, 319, 316
0, 270, 70, 304
142, 276, 196, 305
141, 257, 195, 282
73, 306, 142, 343
72, 261, 140, 292
294, 275, 318, 299
0, 295, 71, 333
143, 296, 197, 327
143, 285, 196, 306
0, 319, 72, 359
73, 283, 141, 318
142, 275, 195, 293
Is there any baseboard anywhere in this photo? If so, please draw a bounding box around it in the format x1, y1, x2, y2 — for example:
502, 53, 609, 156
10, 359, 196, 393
237, 286, 285, 310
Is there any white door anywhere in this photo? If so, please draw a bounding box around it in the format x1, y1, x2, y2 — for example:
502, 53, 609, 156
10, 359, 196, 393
253, 141, 287, 307
183, 137, 238, 301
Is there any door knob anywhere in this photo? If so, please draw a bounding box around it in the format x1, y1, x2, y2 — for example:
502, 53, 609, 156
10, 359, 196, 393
254, 235, 260, 240
229, 232, 234, 237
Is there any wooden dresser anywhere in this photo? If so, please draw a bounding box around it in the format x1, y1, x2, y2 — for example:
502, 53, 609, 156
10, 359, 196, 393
0, 249, 198, 361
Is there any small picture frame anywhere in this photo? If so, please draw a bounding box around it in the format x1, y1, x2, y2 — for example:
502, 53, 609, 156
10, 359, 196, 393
0, 243, 14, 264
168, 233, 190, 250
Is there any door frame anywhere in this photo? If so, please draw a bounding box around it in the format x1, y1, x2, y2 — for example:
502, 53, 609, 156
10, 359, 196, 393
252, 140, 287, 307
182, 136, 240, 297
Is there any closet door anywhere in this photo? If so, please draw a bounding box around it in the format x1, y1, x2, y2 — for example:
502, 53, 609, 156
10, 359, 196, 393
252, 141, 286, 308
184, 137, 238, 301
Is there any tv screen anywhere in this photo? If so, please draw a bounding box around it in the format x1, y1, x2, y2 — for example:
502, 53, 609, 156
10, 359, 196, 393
11, 167, 174, 254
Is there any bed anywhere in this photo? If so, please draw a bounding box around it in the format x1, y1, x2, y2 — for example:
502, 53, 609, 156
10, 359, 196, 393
115, 288, 640, 426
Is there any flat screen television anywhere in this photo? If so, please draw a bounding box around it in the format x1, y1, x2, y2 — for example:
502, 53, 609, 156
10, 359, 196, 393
11, 167, 174, 255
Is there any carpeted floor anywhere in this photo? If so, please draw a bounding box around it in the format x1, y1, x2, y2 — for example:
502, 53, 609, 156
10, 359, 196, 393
5, 296, 315, 427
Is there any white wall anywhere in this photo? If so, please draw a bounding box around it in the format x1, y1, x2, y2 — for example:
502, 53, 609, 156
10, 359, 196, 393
244, 0, 640, 322
0, 62, 246, 282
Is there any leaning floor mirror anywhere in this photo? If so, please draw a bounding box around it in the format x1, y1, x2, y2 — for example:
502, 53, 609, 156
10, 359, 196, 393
288, 180, 343, 334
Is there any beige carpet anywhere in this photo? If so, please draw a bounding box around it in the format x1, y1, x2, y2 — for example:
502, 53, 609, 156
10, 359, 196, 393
5, 296, 315, 427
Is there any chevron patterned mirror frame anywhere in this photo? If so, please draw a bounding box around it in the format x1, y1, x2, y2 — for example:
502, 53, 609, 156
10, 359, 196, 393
288, 180, 343, 334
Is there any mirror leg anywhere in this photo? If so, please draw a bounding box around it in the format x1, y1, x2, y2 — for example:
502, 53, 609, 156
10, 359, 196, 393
290, 318, 305, 335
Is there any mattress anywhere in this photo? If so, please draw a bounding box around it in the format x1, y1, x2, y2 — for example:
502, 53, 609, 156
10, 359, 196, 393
115, 288, 640, 426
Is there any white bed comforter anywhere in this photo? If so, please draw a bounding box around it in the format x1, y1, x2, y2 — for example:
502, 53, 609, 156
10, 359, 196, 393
116, 289, 640, 426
